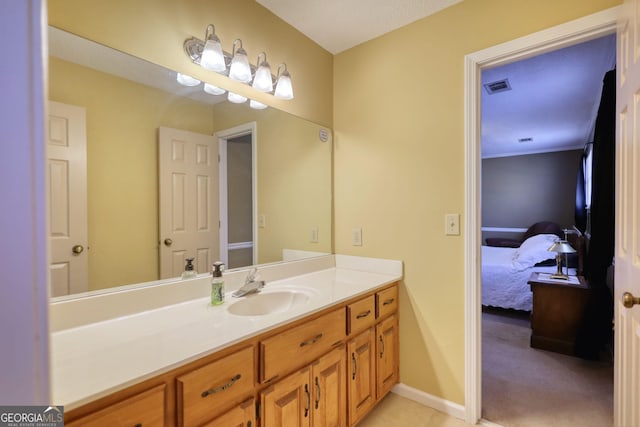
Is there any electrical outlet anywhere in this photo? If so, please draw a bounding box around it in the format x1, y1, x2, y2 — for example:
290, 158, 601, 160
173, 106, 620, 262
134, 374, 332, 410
310, 227, 319, 243
352, 228, 363, 246
445, 213, 460, 235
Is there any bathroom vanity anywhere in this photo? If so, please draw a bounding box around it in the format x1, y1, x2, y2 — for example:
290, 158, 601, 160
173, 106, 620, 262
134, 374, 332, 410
51, 255, 402, 426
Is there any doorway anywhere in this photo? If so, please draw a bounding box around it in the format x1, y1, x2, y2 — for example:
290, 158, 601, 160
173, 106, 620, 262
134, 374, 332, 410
463, 7, 620, 425
217, 122, 257, 269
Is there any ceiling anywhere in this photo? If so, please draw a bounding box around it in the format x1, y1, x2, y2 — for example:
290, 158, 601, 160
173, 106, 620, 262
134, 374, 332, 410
257, 1, 616, 159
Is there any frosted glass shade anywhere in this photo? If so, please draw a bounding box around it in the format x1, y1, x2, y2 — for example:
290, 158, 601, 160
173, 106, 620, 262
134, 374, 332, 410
229, 48, 252, 83
252, 63, 273, 92
228, 92, 248, 104
274, 72, 294, 100
176, 73, 200, 86
249, 99, 268, 110
200, 38, 226, 72
203, 83, 225, 95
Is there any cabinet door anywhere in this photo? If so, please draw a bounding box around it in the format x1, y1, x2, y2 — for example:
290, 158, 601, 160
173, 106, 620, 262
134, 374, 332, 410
312, 345, 347, 427
376, 314, 399, 399
204, 397, 255, 427
261, 366, 311, 427
347, 328, 375, 426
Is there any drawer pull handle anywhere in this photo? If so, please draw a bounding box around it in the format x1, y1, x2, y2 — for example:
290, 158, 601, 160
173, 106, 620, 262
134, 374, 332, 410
304, 383, 310, 417
356, 310, 371, 319
380, 335, 385, 358
315, 376, 321, 409
383, 298, 395, 306
300, 333, 323, 347
351, 352, 357, 380
201, 373, 241, 397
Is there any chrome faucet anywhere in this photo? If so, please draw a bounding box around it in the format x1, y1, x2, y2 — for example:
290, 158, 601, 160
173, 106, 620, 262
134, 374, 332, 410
232, 267, 266, 297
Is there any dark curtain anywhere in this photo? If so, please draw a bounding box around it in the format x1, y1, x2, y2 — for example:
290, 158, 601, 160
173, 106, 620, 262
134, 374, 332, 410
575, 152, 587, 233
575, 69, 615, 360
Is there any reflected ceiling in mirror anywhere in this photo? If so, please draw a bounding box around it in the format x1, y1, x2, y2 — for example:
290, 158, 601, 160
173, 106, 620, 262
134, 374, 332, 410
47, 27, 332, 299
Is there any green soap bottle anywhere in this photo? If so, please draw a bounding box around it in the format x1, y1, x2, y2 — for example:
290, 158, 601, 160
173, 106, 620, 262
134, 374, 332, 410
210, 261, 225, 305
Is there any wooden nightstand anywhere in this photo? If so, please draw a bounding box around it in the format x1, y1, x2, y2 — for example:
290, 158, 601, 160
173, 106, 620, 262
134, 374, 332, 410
528, 272, 590, 356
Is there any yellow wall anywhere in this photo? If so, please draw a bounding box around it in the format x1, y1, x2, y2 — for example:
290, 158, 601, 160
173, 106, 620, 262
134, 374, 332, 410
47, 0, 333, 127
49, 57, 215, 290
212, 102, 332, 263
333, 0, 620, 404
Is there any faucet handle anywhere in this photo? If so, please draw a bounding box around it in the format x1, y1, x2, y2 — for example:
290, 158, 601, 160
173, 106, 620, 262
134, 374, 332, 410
245, 267, 259, 283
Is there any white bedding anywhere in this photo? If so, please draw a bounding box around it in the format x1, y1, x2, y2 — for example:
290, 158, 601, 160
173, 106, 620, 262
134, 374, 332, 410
481, 240, 575, 311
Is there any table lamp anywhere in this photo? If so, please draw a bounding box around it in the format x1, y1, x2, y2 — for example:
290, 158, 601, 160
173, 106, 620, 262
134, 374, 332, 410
547, 240, 576, 279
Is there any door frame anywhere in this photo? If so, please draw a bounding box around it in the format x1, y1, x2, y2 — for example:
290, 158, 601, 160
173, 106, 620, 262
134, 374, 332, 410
463, 7, 620, 424
216, 122, 258, 267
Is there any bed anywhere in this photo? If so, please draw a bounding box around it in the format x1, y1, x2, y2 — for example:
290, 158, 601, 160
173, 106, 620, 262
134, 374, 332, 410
482, 233, 578, 311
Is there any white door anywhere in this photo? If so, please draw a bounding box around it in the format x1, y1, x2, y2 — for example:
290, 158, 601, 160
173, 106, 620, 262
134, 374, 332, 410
158, 127, 219, 278
47, 101, 88, 296
615, 0, 640, 424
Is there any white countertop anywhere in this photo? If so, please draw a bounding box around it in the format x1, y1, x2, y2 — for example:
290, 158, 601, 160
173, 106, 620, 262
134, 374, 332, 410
50, 256, 402, 409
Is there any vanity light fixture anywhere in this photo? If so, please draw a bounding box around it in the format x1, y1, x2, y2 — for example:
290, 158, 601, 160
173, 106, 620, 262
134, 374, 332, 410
200, 25, 226, 72
274, 63, 294, 100
228, 39, 252, 83
176, 73, 201, 86
203, 83, 225, 96
249, 99, 268, 110
252, 52, 273, 92
228, 91, 248, 104
183, 24, 294, 101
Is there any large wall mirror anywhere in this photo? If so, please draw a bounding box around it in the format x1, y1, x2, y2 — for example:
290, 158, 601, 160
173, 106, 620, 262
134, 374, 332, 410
48, 26, 332, 298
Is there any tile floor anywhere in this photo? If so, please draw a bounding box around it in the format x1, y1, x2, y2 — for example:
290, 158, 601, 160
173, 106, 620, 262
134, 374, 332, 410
357, 393, 475, 427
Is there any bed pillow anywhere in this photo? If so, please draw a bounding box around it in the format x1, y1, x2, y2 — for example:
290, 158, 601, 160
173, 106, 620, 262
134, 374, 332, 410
512, 233, 559, 270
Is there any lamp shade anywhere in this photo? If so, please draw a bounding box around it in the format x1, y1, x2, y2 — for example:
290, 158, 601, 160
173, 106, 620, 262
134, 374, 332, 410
249, 99, 268, 110
274, 66, 293, 100
200, 26, 226, 72
227, 92, 247, 104
548, 240, 576, 254
176, 73, 201, 86
252, 64, 273, 92
203, 83, 225, 95
229, 41, 251, 83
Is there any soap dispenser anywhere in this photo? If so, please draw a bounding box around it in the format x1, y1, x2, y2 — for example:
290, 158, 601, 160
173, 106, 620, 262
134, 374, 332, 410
210, 261, 225, 305
182, 257, 197, 279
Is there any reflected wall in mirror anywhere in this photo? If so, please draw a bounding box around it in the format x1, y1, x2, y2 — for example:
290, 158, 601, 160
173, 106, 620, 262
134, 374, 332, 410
48, 27, 332, 297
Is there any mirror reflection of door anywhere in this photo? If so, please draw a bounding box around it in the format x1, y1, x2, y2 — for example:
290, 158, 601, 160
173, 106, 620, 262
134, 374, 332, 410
47, 101, 88, 297
217, 123, 257, 269
158, 127, 219, 278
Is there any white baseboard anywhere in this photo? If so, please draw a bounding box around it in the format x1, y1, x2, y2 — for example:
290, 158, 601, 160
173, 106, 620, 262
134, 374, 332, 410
391, 383, 466, 420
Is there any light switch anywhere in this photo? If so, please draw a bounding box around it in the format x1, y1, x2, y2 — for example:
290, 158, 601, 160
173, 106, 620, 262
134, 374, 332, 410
310, 227, 319, 243
258, 214, 266, 228
445, 214, 460, 235
352, 228, 363, 246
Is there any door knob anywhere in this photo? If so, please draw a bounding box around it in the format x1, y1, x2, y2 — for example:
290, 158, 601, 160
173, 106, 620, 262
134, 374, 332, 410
622, 292, 640, 308
72, 244, 84, 255
164, 238, 173, 247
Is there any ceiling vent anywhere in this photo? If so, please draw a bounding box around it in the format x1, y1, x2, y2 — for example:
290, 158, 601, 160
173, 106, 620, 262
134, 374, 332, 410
484, 78, 511, 94
518, 137, 533, 143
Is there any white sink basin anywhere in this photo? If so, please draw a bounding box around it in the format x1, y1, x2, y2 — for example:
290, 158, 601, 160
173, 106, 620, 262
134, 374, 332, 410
227, 290, 313, 316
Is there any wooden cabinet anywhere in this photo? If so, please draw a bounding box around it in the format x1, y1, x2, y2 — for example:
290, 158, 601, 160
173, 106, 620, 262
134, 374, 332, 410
347, 328, 376, 426
261, 345, 347, 427
260, 308, 346, 383
376, 314, 398, 399
203, 398, 255, 427
176, 346, 255, 427
64, 282, 399, 427
65, 384, 166, 427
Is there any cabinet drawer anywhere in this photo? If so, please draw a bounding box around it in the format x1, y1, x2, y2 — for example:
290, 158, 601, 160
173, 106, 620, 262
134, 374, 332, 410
347, 295, 375, 335
177, 346, 255, 427
376, 285, 398, 319
65, 384, 165, 427
260, 309, 346, 382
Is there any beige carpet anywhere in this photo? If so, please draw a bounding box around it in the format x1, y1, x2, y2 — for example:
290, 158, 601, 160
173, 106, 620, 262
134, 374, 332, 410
482, 311, 613, 427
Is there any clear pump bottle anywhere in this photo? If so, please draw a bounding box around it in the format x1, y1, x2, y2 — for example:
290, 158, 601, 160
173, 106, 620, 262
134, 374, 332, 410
181, 257, 197, 279
210, 262, 225, 305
